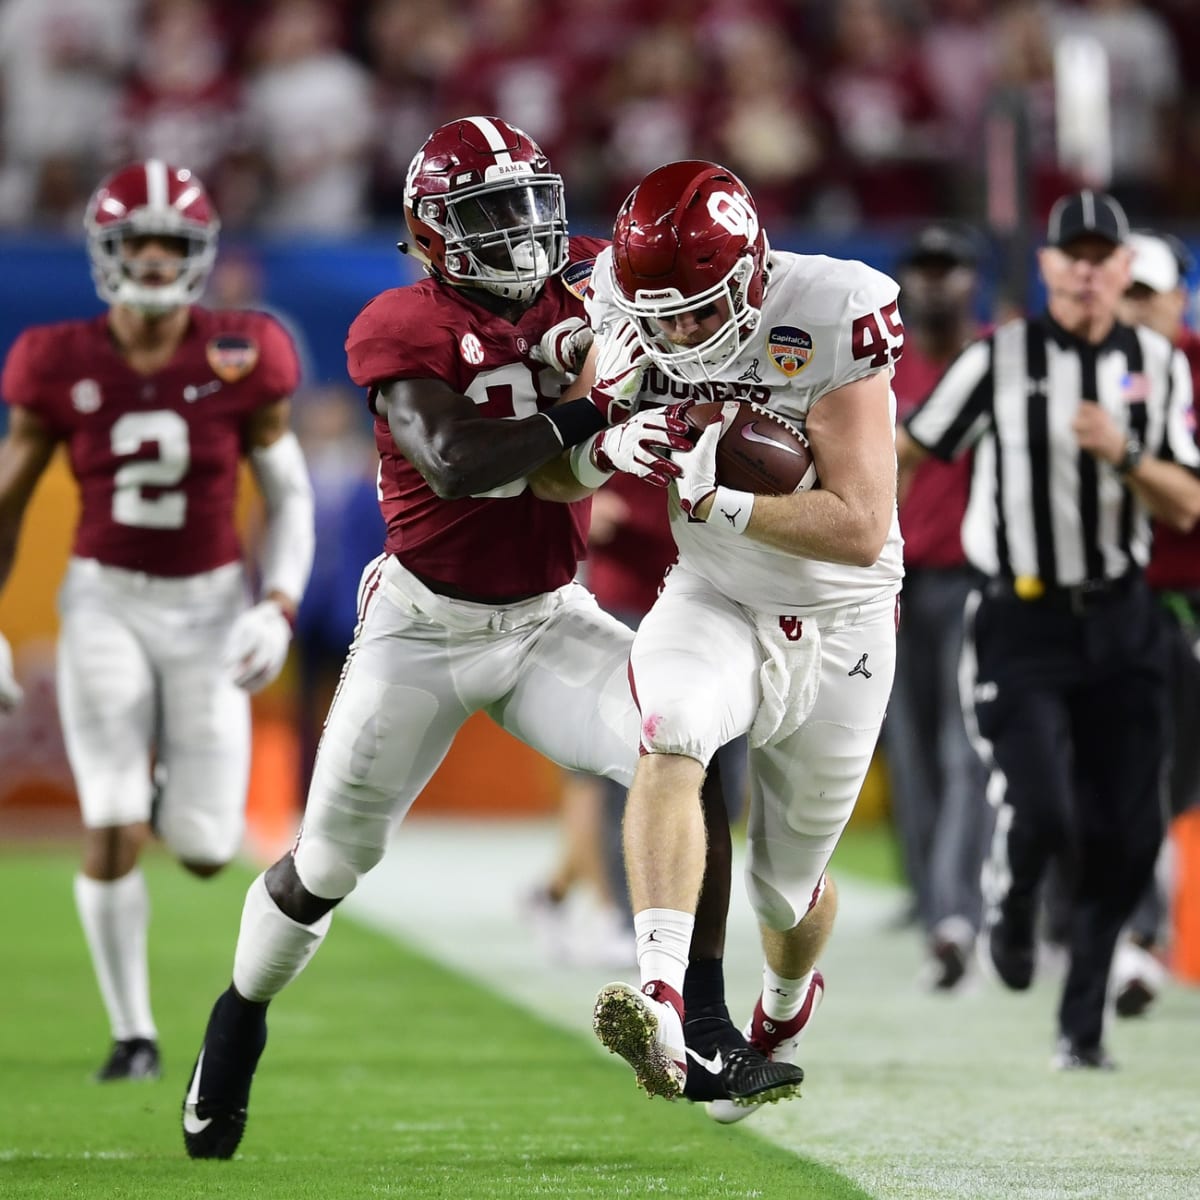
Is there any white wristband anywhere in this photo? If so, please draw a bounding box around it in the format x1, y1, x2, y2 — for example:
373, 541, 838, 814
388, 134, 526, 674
568, 434, 615, 489
706, 487, 755, 534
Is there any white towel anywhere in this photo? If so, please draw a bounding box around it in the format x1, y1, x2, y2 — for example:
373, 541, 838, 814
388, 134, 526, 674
748, 613, 822, 748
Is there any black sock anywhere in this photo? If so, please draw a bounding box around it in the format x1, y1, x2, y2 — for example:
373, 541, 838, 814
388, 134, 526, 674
683, 958, 729, 1019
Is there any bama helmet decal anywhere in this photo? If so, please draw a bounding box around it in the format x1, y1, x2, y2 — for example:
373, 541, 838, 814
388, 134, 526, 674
766, 325, 813, 377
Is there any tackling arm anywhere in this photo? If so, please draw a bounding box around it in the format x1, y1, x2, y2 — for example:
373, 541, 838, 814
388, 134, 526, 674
377, 369, 605, 502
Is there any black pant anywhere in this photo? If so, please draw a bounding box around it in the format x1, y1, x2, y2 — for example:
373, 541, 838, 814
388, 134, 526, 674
968, 574, 1168, 1047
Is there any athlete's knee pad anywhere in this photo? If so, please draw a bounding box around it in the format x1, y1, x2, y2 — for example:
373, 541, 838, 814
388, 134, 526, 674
291, 828, 381, 902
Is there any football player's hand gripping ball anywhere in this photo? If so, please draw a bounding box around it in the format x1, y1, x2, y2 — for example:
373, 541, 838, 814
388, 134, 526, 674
592, 406, 693, 487
674, 417, 726, 520
223, 601, 293, 693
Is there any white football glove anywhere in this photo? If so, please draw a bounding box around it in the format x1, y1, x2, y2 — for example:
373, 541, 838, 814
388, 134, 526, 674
590, 318, 649, 424
591, 406, 694, 488
674, 418, 725, 520
0, 630, 23, 713
222, 601, 293, 693
530, 317, 595, 376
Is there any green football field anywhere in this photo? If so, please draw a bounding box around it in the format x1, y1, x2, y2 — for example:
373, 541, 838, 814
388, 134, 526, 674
3, 821, 1198, 1200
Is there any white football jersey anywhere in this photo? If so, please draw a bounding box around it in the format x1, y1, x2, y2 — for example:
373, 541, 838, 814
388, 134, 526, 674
587, 247, 905, 612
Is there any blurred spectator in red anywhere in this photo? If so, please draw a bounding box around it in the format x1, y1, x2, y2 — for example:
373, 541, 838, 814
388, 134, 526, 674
1049, 0, 1181, 220
817, 0, 948, 224
919, 0, 995, 211
441, 0, 580, 181
243, 0, 374, 232
702, 17, 830, 226
0, 0, 138, 228
596, 17, 707, 215
108, 0, 251, 225
989, 0, 1080, 225
362, 0, 469, 220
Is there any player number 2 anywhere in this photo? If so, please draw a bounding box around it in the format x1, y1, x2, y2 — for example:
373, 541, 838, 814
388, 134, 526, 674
110, 410, 190, 529
851, 300, 904, 368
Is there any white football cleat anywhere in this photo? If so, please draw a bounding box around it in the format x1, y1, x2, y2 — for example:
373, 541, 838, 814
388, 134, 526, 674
593, 980, 686, 1099
707, 970, 824, 1124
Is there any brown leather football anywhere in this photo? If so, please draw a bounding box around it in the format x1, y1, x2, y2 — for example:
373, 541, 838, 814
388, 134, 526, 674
681, 401, 817, 495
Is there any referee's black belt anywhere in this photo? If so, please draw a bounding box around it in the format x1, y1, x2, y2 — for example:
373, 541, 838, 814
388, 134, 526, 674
984, 571, 1139, 614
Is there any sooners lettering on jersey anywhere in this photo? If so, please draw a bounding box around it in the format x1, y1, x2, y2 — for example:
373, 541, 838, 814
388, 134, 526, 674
344, 235, 607, 598
1, 309, 299, 577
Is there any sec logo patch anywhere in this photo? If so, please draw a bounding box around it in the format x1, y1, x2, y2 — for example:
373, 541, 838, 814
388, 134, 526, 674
460, 333, 484, 365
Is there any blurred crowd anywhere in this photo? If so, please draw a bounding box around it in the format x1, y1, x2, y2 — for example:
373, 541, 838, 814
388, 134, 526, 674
2, 0, 1198, 237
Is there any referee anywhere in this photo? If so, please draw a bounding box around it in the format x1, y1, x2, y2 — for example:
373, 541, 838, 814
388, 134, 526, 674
897, 190, 1200, 1070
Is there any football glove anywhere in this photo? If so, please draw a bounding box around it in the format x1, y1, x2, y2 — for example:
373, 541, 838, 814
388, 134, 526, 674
674, 418, 725, 520
0, 630, 22, 713
591, 406, 694, 488
530, 317, 594, 376
223, 601, 293, 693
590, 318, 649, 424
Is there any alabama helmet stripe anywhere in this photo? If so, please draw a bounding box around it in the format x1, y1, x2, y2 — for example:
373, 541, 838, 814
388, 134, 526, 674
145, 159, 168, 210
463, 116, 513, 166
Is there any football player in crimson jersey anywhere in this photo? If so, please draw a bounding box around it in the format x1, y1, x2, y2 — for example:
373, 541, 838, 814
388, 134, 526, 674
544, 161, 904, 1117
182, 117, 799, 1162
0, 161, 315, 1082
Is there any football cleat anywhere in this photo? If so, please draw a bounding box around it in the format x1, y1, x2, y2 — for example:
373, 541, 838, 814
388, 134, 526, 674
682, 1009, 803, 1109
593, 980, 686, 1100
182, 987, 268, 1160
706, 970, 824, 1125
94, 1037, 161, 1082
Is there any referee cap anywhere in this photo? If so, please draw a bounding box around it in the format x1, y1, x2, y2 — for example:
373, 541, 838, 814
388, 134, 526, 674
898, 223, 979, 270
1046, 189, 1129, 248
1127, 232, 1180, 294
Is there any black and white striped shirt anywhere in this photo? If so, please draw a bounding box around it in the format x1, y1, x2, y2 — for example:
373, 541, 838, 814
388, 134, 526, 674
905, 314, 1199, 587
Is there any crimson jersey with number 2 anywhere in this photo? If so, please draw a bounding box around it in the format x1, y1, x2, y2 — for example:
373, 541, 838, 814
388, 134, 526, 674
1, 308, 300, 577
345, 235, 607, 597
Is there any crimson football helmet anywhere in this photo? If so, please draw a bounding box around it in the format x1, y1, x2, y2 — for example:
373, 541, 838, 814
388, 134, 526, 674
403, 116, 567, 303
611, 161, 767, 383
84, 160, 220, 313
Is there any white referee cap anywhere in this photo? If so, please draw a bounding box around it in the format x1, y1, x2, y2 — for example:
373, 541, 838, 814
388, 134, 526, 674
1127, 232, 1181, 294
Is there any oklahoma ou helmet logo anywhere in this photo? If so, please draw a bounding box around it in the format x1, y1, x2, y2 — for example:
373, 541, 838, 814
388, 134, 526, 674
708, 190, 759, 241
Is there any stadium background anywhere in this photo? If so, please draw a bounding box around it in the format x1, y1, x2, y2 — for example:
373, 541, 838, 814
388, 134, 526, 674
4, 0, 1200, 829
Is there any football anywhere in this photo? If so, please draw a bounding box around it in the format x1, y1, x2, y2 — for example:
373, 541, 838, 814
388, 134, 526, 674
681, 401, 817, 495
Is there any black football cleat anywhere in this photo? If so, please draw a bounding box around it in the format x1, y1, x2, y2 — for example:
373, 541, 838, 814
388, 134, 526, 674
95, 1037, 161, 1082
682, 1009, 803, 1111
182, 987, 268, 1160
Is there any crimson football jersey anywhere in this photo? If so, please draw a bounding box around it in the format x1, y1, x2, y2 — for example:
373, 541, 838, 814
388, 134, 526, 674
1, 308, 299, 577
345, 235, 606, 599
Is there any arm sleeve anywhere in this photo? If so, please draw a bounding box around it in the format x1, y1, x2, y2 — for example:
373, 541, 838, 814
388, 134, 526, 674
248, 430, 315, 605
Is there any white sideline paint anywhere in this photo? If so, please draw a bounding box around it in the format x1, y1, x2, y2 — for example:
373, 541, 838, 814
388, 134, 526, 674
342, 818, 1200, 1200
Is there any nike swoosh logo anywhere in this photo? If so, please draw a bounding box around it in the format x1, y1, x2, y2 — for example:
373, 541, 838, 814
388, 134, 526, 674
741, 422, 807, 456
685, 1047, 724, 1075
183, 1051, 212, 1134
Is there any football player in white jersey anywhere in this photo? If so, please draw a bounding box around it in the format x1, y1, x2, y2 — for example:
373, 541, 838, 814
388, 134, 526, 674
545, 161, 905, 1118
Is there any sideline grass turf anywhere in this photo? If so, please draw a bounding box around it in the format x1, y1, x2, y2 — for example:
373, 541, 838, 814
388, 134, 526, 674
0, 846, 871, 1199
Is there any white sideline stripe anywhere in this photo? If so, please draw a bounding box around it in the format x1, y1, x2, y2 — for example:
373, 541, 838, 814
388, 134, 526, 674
341, 817, 1200, 1200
